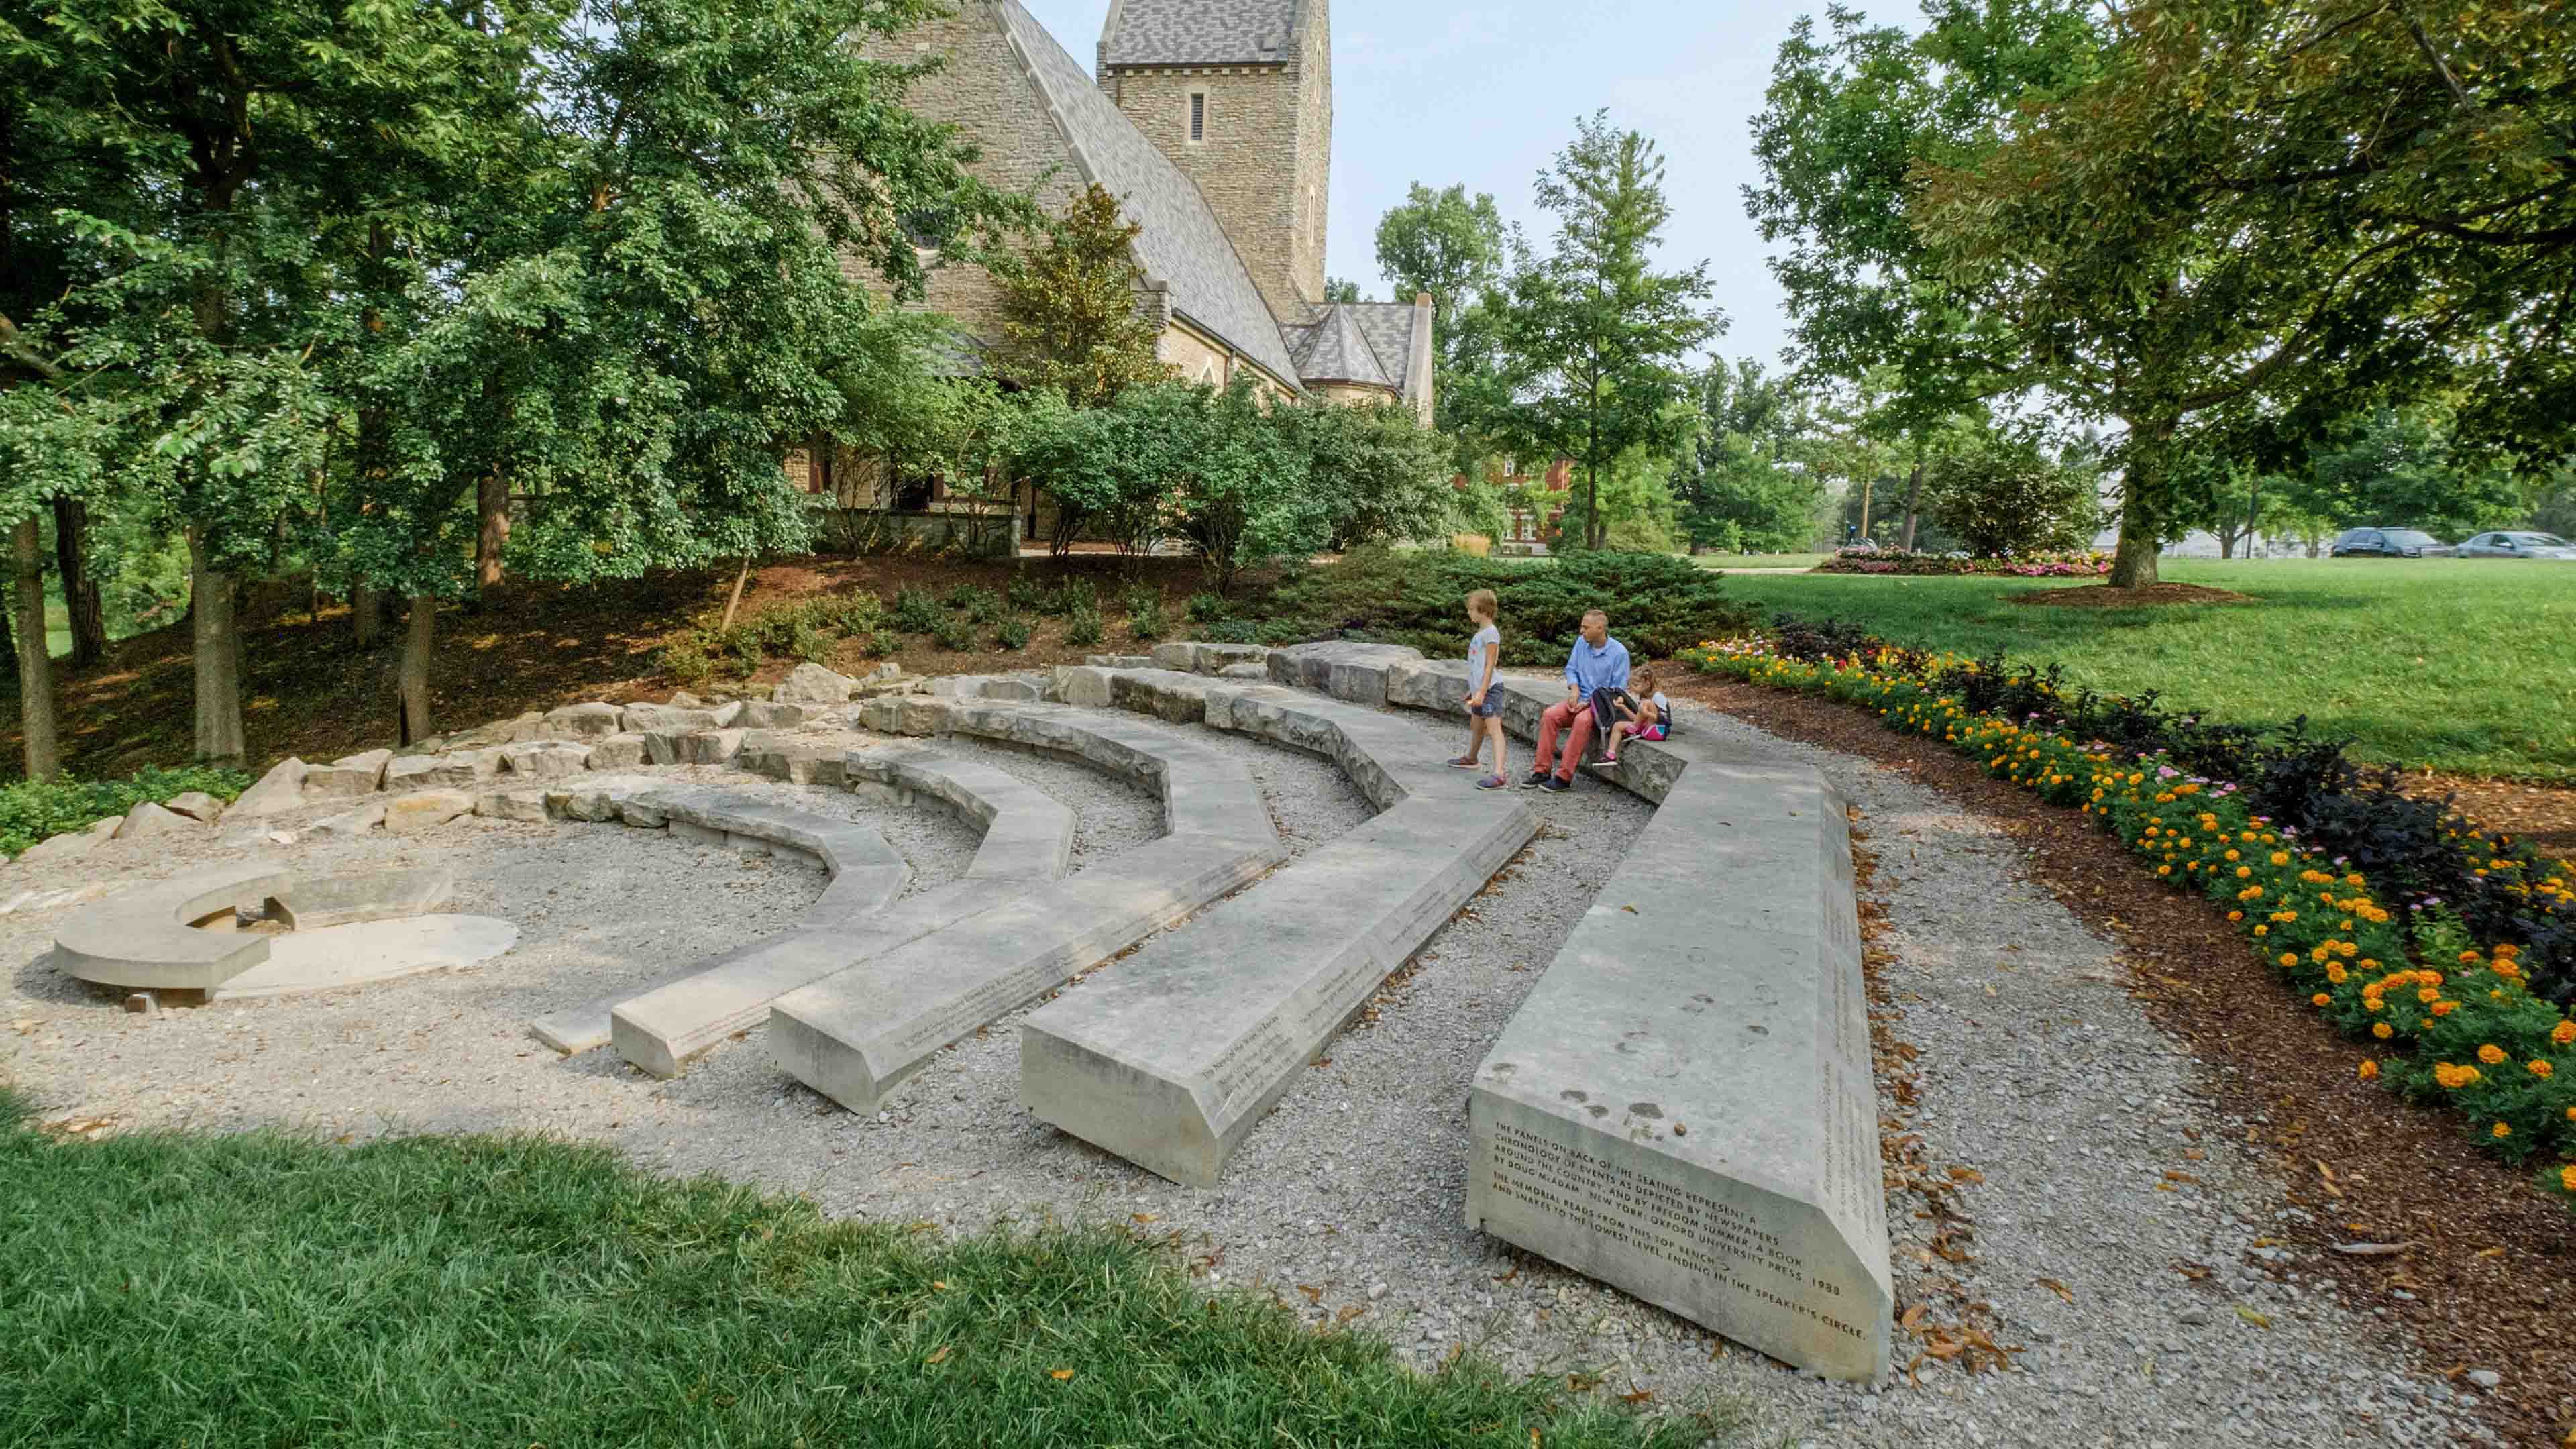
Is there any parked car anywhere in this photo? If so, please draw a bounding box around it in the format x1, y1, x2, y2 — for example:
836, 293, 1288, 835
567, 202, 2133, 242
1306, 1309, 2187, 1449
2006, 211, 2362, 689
2457, 531, 2576, 560
2330, 527, 2455, 558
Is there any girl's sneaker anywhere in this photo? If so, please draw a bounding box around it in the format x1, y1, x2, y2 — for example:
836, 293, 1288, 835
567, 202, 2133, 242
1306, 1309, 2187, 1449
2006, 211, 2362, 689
1446, 755, 1483, 769
1476, 773, 1509, 790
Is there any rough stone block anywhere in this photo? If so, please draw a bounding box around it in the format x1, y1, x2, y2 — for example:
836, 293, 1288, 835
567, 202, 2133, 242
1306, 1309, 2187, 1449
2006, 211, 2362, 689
680, 728, 747, 765
543, 702, 625, 739
225, 758, 309, 818
1218, 662, 1269, 680
735, 700, 817, 730
115, 802, 200, 841
162, 791, 226, 824
310, 800, 387, 838
1464, 759, 1890, 1383
588, 733, 649, 770
771, 832, 1284, 1114
862, 694, 952, 737
18, 823, 106, 865
1148, 642, 1200, 672
1106, 668, 1215, 724
501, 740, 592, 780
1085, 655, 1154, 669
711, 701, 745, 727
1049, 665, 1116, 708
301, 749, 394, 802
1024, 795, 1538, 1187
774, 663, 857, 705
616, 796, 669, 829
386, 749, 501, 794
383, 791, 473, 835
1265, 641, 1424, 694
474, 789, 551, 824
621, 703, 722, 735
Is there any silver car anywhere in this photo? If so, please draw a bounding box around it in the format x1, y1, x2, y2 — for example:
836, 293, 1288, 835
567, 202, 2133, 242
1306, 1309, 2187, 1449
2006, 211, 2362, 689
2457, 531, 2576, 559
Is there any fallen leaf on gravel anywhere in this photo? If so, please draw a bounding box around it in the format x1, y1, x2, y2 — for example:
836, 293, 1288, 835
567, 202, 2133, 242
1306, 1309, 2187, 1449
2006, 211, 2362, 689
2037, 1278, 2073, 1303
924, 1346, 949, 1365
1130, 1214, 1158, 1224
1336, 1305, 1363, 1324
2330, 1242, 2411, 1256
2176, 1263, 2212, 1281
2235, 1305, 2273, 1329
1619, 904, 1638, 914
1900, 1304, 1928, 1331
1946, 1166, 1984, 1185
2162, 1170, 2201, 1185
2182, 1149, 2206, 1161
1296, 1284, 1321, 1304
1618, 1390, 1654, 1405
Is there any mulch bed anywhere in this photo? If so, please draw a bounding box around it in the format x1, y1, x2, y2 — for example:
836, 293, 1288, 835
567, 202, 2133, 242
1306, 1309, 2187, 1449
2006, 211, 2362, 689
1662, 669, 2576, 1447
2400, 772, 2576, 861
2008, 582, 2255, 608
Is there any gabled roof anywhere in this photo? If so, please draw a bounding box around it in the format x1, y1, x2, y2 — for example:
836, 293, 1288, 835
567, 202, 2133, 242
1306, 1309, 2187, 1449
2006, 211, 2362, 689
1100, 0, 1299, 68
996, 1, 1302, 390
1285, 305, 1393, 390
1340, 303, 1426, 398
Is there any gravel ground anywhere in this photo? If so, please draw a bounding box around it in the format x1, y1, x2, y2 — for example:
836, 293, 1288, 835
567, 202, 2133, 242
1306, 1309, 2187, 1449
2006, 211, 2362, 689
0, 702, 2489, 1446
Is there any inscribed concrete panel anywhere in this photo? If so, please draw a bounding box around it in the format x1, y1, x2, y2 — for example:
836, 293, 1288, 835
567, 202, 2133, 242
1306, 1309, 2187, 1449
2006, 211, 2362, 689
1464, 762, 1889, 1383
1022, 796, 1536, 1185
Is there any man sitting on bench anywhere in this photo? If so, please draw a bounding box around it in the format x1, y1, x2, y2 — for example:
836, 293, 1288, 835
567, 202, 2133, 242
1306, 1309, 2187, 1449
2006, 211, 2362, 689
1525, 610, 1630, 792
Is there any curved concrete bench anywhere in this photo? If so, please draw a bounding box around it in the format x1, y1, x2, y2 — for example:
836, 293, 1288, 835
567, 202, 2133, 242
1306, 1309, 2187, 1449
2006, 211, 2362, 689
769, 700, 1284, 1115
55, 862, 455, 994
527, 784, 912, 1061
1223, 639, 1893, 1382
1020, 686, 1538, 1186
598, 763, 1075, 1079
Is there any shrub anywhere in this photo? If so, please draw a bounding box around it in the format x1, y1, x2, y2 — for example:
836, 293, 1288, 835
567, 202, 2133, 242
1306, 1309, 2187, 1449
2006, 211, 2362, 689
945, 585, 1004, 624
662, 636, 718, 688
1005, 574, 1046, 614
1065, 607, 1104, 647
1187, 592, 1227, 624
0, 767, 252, 855
1205, 618, 1259, 645
659, 592, 889, 682
1047, 578, 1097, 619
1815, 546, 2109, 577
1262, 547, 1754, 663
864, 630, 898, 658
891, 588, 942, 634
1126, 586, 1166, 641
995, 617, 1032, 651
932, 616, 975, 651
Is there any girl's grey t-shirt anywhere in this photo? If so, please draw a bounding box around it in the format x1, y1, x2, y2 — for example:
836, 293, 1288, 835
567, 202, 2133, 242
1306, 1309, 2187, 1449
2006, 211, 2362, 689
1466, 623, 1500, 686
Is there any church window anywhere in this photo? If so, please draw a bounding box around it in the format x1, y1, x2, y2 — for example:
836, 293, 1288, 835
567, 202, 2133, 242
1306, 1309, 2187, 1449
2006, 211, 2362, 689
1189, 91, 1207, 142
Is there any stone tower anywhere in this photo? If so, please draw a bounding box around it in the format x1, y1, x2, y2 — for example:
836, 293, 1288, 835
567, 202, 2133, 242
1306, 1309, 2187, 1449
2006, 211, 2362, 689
1097, 0, 1330, 324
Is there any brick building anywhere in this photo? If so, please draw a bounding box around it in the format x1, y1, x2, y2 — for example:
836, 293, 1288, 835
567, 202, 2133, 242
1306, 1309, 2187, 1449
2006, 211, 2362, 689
797, 0, 1436, 520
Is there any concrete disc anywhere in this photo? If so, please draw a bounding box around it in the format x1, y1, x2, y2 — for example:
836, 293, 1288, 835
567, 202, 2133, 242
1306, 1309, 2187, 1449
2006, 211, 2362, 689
211, 914, 519, 1000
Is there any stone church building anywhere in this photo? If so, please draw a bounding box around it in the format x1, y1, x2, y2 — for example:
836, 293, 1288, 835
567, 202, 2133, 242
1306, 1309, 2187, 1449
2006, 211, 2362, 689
795, 0, 1435, 525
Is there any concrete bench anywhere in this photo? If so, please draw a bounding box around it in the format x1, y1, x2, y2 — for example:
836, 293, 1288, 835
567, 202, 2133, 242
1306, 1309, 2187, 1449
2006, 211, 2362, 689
1022, 688, 1538, 1185
769, 703, 1284, 1114
595, 758, 1075, 1078
1229, 639, 1892, 1381
54, 862, 455, 994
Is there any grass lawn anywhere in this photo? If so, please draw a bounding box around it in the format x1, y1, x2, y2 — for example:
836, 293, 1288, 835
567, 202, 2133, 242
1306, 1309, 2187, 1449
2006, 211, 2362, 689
1712, 559, 2576, 782
0, 1097, 1723, 1448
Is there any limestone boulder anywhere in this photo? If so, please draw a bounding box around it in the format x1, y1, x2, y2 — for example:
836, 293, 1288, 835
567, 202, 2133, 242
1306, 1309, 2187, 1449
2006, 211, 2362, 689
162, 791, 227, 824
735, 700, 818, 730
542, 702, 625, 739
311, 800, 388, 838
18, 820, 111, 865
386, 749, 503, 794
1049, 665, 1115, 709
500, 740, 592, 780
115, 801, 201, 841
384, 790, 474, 835
226, 757, 309, 818
587, 733, 649, 770
773, 663, 856, 706
680, 728, 747, 765
620, 703, 722, 735
302, 749, 394, 802
474, 790, 551, 824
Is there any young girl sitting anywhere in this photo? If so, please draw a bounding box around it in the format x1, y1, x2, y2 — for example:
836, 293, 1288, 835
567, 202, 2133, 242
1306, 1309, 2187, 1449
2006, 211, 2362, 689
1600, 667, 1668, 765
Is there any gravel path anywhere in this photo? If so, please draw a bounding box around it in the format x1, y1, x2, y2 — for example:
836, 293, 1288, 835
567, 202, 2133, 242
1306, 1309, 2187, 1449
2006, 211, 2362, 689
0, 703, 2491, 1446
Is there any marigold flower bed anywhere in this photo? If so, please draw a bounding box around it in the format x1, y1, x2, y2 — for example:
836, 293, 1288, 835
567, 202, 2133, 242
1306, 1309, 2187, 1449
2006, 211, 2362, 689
1678, 633, 2576, 1213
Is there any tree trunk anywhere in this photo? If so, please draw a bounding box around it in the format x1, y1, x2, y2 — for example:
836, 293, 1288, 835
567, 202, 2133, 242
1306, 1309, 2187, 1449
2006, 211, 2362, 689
13, 517, 59, 781
52, 498, 105, 667
397, 595, 435, 745
188, 527, 246, 767
351, 583, 380, 647
2108, 421, 2174, 590
1898, 460, 1924, 551
1858, 475, 1874, 544
474, 470, 510, 605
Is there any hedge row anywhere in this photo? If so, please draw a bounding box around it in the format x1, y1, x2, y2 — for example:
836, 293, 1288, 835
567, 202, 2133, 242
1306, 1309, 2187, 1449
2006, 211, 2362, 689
1263, 548, 1756, 665
1679, 629, 2576, 1213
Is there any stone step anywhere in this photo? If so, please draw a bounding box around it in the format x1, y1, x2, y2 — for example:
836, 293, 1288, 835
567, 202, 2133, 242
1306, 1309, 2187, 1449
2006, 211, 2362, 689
894, 698, 1274, 845
769, 830, 1282, 1115
843, 744, 1075, 883
1021, 794, 1536, 1187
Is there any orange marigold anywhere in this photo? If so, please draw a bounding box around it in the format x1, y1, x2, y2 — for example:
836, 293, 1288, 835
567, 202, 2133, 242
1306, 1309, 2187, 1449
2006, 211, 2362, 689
2555, 1020, 2576, 1046
2311, 992, 2331, 1007
2357, 1059, 2379, 1081
2491, 1122, 2512, 1140
2479, 1044, 2508, 1065
2372, 1022, 2394, 1039
2529, 1060, 2553, 1079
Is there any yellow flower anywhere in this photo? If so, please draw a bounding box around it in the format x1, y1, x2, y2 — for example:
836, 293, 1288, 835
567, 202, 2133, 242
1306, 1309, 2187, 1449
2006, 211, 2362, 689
2419, 987, 2442, 1004
2528, 1060, 2553, 1078
2227, 910, 2243, 922
2563, 1165, 2576, 1193
2311, 992, 2331, 1007
2479, 1044, 2508, 1066
2283, 953, 2300, 969
2357, 1059, 2379, 1081
2255, 926, 2269, 937
2372, 1022, 2393, 1039
2491, 1122, 2511, 1140
2554, 1020, 2576, 1046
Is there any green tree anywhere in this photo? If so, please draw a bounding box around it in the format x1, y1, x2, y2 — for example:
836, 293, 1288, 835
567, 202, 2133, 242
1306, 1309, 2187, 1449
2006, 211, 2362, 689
1915, 416, 2099, 557
1000, 184, 1174, 408
2286, 407, 2525, 539
1289, 400, 1461, 553
1373, 182, 1517, 469
1676, 359, 1825, 553
1496, 114, 1725, 551
1322, 278, 1364, 303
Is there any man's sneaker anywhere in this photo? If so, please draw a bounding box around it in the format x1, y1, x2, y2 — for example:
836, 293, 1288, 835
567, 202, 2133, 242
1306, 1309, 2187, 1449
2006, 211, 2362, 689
1521, 770, 1552, 788
1542, 775, 1572, 792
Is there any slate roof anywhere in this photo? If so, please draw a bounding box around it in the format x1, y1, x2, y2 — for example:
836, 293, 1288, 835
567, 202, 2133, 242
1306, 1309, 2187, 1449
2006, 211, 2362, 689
1342, 303, 1426, 399
1100, 0, 1300, 68
1285, 305, 1392, 389
996, 1, 1303, 390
